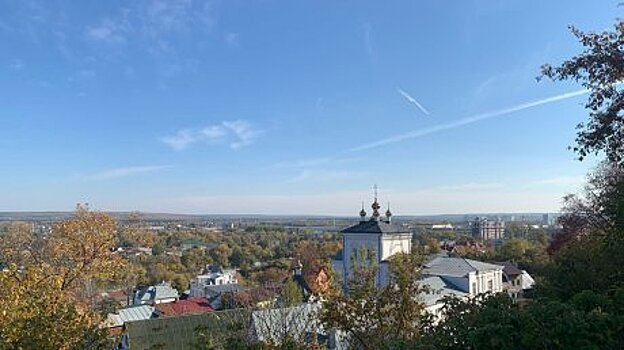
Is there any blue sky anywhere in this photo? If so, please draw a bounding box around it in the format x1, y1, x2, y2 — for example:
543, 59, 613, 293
0, 0, 615, 215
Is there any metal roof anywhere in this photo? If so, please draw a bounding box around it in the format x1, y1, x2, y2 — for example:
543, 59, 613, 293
423, 256, 503, 277
419, 276, 468, 306
136, 283, 179, 302
125, 309, 251, 350
341, 219, 410, 234
107, 305, 155, 328
250, 304, 321, 343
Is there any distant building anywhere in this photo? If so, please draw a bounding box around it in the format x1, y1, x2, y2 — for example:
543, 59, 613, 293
420, 255, 504, 319
332, 193, 412, 288
431, 223, 454, 230
497, 261, 535, 301
189, 265, 241, 308
189, 265, 239, 298
134, 282, 179, 305
153, 297, 214, 318
471, 217, 505, 241
105, 304, 155, 332
542, 213, 558, 226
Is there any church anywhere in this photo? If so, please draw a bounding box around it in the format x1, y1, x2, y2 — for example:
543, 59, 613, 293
332, 192, 412, 287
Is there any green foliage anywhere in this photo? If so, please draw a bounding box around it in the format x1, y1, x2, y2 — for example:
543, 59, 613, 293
320, 251, 429, 350
541, 21, 624, 166
422, 291, 624, 350
280, 278, 303, 307
151, 242, 165, 256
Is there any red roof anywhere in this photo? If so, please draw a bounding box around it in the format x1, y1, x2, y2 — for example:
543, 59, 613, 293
154, 298, 214, 317
107, 289, 129, 299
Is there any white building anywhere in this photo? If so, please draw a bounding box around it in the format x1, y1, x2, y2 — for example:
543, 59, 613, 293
189, 265, 239, 298
332, 196, 412, 288
419, 255, 505, 317
133, 281, 179, 305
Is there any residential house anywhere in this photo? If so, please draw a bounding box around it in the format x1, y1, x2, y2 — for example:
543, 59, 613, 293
153, 297, 214, 318
497, 261, 535, 300
189, 265, 239, 298
203, 284, 246, 310
105, 304, 155, 334
189, 265, 239, 309
419, 255, 504, 317
133, 281, 179, 305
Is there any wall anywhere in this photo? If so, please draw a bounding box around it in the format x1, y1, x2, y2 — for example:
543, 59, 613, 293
380, 233, 412, 260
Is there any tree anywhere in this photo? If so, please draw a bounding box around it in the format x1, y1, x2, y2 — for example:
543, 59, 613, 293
505, 222, 527, 239
541, 20, 624, 166
0, 206, 125, 349
294, 241, 321, 288
0, 266, 111, 350
152, 242, 165, 256
211, 243, 232, 267
499, 238, 531, 262
422, 290, 624, 349
280, 279, 303, 307
230, 247, 245, 268
320, 250, 429, 349
422, 293, 521, 350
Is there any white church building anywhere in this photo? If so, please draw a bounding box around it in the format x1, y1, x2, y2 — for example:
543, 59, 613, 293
332, 194, 412, 287
332, 192, 507, 320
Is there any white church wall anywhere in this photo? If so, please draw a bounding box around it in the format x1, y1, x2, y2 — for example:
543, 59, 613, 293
342, 233, 380, 281
380, 234, 412, 260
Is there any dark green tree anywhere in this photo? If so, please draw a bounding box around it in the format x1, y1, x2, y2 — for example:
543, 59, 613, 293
541, 20, 624, 166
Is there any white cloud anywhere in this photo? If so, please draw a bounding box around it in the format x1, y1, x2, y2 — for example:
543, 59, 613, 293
201, 125, 227, 140
474, 75, 498, 97
139, 0, 217, 52
84, 1, 217, 52
350, 88, 588, 152
161, 129, 196, 151
86, 17, 129, 44
222, 120, 262, 149
161, 120, 263, 151
86, 165, 169, 180
397, 87, 430, 115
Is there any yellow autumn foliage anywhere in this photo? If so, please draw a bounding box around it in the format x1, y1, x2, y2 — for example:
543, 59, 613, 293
0, 205, 127, 349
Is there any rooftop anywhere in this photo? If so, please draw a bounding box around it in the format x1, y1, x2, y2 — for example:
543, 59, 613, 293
136, 282, 179, 303
154, 298, 213, 318
341, 219, 410, 235
106, 305, 154, 328
419, 276, 469, 306
423, 256, 503, 277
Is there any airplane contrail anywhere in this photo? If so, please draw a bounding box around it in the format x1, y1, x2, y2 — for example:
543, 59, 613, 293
349, 88, 588, 152
397, 87, 430, 115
